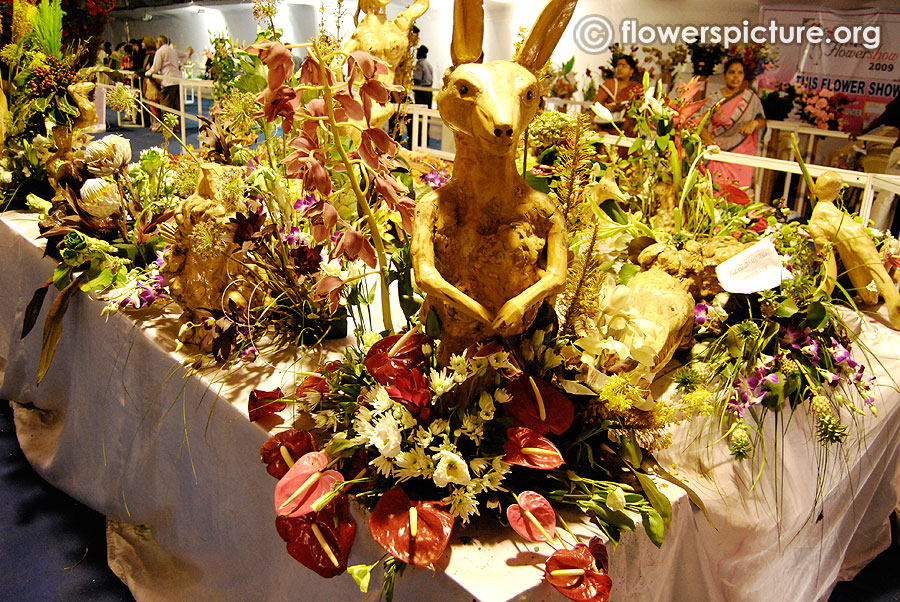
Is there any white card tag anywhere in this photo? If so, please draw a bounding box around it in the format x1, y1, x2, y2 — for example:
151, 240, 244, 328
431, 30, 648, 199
715, 238, 789, 294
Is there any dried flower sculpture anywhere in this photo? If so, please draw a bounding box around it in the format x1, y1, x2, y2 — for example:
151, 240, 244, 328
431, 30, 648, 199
808, 171, 900, 329
412, 0, 576, 361
345, 0, 429, 129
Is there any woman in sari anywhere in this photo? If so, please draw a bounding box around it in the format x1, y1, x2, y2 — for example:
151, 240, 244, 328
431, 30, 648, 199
594, 55, 642, 134
700, 58, 766, 188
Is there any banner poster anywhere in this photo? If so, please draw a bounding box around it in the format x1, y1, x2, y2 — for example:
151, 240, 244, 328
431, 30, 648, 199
759, 7, 900, 132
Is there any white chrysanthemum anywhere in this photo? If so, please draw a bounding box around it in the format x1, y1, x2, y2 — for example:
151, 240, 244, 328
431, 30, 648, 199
371, 455, 393, 477
364, 386, 393, 415
487, 351, 514, 371
360, 330, 382, 350
478, 391, 495, 421
414, 426, 433, 448
449, 354, 469, 381
457, 413, 485, 445
432, 449, 471, 488
369, 416, 402, 458
429, 418, 449, 436
394, 446, 434, 481
430, 368, 455, 397
444, 486, 479, 523
319, 258, 342, 276
79, 178, 121, 219
469, 457, 490, 476
493, 388, 512, 404
392, 404, 417, 430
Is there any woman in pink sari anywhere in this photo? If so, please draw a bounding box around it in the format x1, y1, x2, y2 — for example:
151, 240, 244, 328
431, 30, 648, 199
700, 58, 766, 188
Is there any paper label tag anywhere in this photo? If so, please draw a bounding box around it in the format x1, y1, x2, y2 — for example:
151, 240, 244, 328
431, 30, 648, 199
715, 238, 789, 294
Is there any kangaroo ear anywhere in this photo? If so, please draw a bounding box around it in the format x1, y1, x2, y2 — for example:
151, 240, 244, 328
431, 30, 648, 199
517, 0, 578, 73
450, 0, 484, 66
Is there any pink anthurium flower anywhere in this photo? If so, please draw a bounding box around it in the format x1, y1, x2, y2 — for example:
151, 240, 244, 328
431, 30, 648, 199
274, 451, 343, 518
544, 543, 613, 602
502, 427, 565, 470
275, 494, 356, 578
506, 491, 556, 542
504, 375, 574, 436
368, 487, 454, 567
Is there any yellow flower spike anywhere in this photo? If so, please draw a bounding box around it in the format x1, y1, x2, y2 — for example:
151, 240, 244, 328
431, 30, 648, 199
520, 447, 560, 456
279, 445, 295, 468
528, 377, 547, 422
278, 471, 321, 510
311, 524, 340, 567
523, 508, 552, 542
550, 568, 586, 577
409, 506, 418, 538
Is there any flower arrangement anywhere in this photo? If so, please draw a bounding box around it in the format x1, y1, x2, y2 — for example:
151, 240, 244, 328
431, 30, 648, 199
760, 81, 804, 121
548, 56, 578, 99
688, 41, 726, 77
796, 87, 851, 131
640, 44, 688, 85
726, 42, 778, 82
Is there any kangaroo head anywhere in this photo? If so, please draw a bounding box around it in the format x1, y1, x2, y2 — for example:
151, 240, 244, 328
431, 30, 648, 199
438, 0, 578, 156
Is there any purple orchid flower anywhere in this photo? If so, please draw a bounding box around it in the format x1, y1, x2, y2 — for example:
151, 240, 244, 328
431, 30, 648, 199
694, 302, 712, 324
828, 338, 857, 369
423, 169, 449, 190
294, 193, 317, 211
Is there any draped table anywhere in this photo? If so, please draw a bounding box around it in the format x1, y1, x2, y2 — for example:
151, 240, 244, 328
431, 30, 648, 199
2, 210, 899, 602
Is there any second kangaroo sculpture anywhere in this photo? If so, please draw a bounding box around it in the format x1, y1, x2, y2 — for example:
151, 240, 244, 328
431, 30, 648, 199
412, 0, 577, 361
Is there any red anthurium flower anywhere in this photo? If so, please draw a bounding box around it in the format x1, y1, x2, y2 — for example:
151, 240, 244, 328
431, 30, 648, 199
249, 387, 286, 422
274, 451, 344, 518
363, 330, 432, 386
507, 491, 556, 542
368, 487, 453, 567
466, 341, 522, 379
260, 429, 317, 479
296, 374, 329, 398
718, 182, 751, 206
587, 537, 609, 573
502, 426, 564, 470
276, 494, 356, 578
504, 376, 574, 436
384, 369, 433, 421
544, 544, 612, 602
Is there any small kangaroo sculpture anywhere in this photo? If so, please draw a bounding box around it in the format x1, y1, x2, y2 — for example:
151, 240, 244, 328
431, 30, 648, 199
412, 0, 577, 361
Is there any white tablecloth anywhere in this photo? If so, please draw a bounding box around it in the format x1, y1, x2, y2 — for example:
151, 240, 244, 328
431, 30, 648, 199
2, 211, 899, 602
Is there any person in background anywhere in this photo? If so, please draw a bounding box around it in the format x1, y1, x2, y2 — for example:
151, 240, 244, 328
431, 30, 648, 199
119, 44, 134, 71
699, 58, 766, 188
145, 34, 193, 132
594, 55, 641, 114
412, 45, 433, 107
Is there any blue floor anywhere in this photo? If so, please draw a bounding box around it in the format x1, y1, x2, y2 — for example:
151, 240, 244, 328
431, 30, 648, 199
0, 401, 133, 601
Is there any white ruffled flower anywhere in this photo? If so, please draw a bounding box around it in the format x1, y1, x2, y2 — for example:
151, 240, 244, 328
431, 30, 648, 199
371, 455, 393, 477
432, 449, 471, 488
606, 486, 627, 512
79, 178, 121, 219
369, 416, 402, 458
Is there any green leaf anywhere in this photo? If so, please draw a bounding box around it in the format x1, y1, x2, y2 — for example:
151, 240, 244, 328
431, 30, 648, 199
775, 298, 799, 317
617, 263, 641, 285
641, 507, 666, 547
633, 471, 672, 528
562, 56, 575, 73
80, 268, 115, 292
805, 301, 828, 330
424, 306, 441, 338
51, 263, 74, 290
616, 432, 642, 468
37, 273, 86, 385
21, 279, 52, 339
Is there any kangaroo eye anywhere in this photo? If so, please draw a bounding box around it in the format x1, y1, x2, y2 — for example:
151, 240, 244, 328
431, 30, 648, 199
459, 84, 469, 96
526, 89, 535, 100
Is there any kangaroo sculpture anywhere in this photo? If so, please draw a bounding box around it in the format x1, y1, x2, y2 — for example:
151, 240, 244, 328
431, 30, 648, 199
412, 0, 577, 361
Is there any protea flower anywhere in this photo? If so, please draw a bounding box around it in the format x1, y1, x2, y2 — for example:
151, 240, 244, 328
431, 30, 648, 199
79, 178, 121, 219
84, 134, 132, 176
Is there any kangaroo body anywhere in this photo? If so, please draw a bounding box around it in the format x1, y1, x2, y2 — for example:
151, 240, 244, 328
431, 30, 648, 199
411, 0, 577, 360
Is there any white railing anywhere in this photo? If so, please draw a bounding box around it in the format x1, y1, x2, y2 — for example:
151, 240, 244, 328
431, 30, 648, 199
98, 76, 215, 151
407, 104, 455, 160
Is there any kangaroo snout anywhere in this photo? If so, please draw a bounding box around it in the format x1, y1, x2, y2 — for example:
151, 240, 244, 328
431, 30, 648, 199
493, 126, 514, 138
